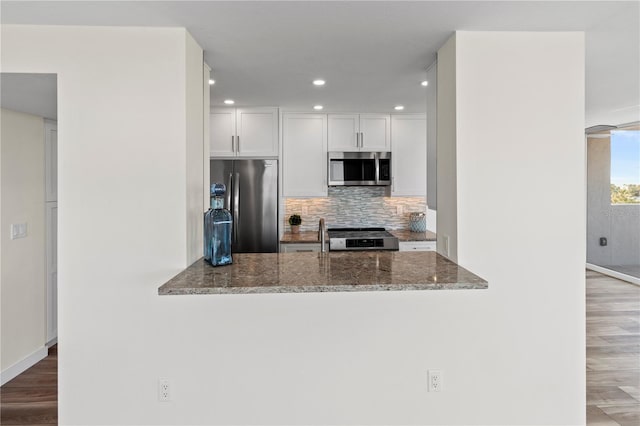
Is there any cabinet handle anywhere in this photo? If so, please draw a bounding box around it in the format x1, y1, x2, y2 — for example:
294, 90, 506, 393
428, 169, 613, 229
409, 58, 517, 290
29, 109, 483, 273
237, 136, 240, 153
231, 135, 235, 152
361, 132, 364, 148
355, 132, 359, 148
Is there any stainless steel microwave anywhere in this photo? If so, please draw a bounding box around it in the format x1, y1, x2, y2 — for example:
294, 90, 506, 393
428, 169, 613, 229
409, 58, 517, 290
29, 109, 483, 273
328, 152, 391, 186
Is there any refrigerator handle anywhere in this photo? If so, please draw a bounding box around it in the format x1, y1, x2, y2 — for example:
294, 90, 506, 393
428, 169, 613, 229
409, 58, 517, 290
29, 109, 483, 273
233, 172, 240, 244
226, 173, 232, 211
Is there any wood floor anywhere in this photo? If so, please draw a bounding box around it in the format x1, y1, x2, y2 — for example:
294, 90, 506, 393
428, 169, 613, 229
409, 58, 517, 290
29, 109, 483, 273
1, 272, 638, 425
0, 345, 57, 425
586, 270, 640, 425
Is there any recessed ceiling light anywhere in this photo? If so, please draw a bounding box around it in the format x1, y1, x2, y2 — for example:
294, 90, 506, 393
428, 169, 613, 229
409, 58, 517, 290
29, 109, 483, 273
209, 79, 215, 85
312, 79, 326, 86
313, 105, 323, 110
421, 80, 429, 87
224, 99, 235, 105
394, 105, 405, 111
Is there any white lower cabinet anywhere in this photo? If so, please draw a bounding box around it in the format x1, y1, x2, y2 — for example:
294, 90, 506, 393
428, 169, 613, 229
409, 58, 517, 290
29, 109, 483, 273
281, 243, 322, 253
398, 241, 436, 252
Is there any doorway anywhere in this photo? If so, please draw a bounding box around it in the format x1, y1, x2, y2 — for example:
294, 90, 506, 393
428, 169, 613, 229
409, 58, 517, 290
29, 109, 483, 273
586, 122, 640, 284
0, 73, 58, 385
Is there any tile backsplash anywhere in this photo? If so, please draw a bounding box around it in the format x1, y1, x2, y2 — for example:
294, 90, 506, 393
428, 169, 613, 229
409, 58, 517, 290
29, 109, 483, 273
284, 187, 426, 231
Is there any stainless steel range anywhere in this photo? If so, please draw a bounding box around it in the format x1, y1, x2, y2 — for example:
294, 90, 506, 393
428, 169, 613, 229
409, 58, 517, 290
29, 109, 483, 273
328, 227, 399, 251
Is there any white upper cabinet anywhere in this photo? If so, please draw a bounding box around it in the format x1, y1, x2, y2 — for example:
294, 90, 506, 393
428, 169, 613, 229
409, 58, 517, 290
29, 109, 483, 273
282, 113, 328, 197
210, 107, 278, 158
359, 114, 390, 151
236, 108, 279, 157
327, 114, 359, 151
328, 113, 390, 152
391, 114, 427, 196
210, 109, 236, 157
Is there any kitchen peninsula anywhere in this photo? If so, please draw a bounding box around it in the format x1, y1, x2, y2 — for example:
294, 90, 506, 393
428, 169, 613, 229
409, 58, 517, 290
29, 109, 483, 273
158, 251, 487, 295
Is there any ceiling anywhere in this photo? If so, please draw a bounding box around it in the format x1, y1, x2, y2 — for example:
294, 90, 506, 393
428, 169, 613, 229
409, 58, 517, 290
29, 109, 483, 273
1, 73, 57, 120
1, 1, 638, 123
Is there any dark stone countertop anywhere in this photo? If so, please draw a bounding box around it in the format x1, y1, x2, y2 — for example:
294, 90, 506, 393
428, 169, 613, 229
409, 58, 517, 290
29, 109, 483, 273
389, 230, 437, 242
280, 230, 436, 243
158, 251, 487, 295
280, 231, 323, 244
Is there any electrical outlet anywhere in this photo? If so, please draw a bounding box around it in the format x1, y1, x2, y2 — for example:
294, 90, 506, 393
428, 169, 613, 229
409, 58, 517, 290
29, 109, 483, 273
158, 378, 171, 402
443, 235, 449, 257
302, 206, 309, 215
428, 370, 442, 392
397, 205, 404, 215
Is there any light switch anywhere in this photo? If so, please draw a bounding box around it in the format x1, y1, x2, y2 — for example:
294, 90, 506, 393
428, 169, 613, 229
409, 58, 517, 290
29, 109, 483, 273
10, 223, 27, 240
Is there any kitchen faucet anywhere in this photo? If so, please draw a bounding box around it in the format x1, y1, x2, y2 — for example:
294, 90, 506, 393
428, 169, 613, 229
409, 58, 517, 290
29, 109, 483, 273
319, 218, 326, 253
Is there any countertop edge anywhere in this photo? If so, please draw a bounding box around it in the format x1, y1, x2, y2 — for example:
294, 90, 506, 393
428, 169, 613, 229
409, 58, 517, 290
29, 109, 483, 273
158, 282, 487, 295
157, 253, 488, 296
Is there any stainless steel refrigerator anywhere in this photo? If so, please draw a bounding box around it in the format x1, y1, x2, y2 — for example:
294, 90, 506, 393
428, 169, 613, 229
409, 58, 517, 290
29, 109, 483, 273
210, 159, 278, 253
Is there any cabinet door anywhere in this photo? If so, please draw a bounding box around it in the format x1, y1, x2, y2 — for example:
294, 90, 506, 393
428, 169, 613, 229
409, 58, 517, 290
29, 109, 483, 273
46, 202, 58, 343
45, 120, 57, 202
399, 241, 436, 252
391, 115, 426, 196
328, 114, 359, 151
359, 114, 390, 151
236, 108, 279, 157
210, 109, 236, 157
283, 113, 327, 197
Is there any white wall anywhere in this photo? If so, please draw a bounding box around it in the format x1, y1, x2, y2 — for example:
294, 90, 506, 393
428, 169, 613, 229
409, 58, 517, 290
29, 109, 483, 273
440, 31, 586, 424
425, 62, 438, 233
186, 31, 205, 264
436, 35, 457, 259
0, 108, 46, 373
2, 25, 585, 425
1, 25, 204, 423
426, 62, 437, 211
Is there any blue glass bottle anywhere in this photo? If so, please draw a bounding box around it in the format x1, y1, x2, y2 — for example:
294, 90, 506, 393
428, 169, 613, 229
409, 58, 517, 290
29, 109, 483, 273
204, 183, 233, 266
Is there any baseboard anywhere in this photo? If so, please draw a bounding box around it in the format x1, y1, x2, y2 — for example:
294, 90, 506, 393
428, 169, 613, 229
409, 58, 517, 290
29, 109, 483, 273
0, 346, 48, 386
47, 337, 58, 347
586, 263, 640, 286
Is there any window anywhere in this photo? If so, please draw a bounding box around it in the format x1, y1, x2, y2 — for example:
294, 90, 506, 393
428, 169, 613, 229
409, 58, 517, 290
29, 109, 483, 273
610, 129, 640, 204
